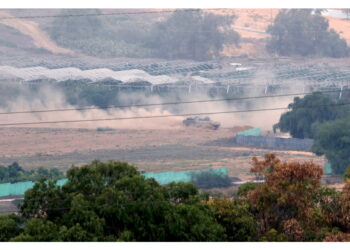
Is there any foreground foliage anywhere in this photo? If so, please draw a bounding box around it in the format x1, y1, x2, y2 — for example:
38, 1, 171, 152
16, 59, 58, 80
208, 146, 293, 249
2, 156, 350, 242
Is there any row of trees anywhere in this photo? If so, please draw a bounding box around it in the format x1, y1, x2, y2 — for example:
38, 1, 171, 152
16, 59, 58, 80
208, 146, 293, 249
49, 9, 349, 60
274, 92, 350, 174
1, 157, 350, 241
0, 162, 64, 183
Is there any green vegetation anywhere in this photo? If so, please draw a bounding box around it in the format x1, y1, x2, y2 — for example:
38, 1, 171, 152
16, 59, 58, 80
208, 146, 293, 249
48, 9, 239, 60
274, 92, 350, 173
267, 9, 349, 57
273, 92, 341, 139
312, 118, 350, 174
191, 171, 232, 189
145, 9, 240, 60
0, 162, 64, 184
14, 160, 226, 241
236, 182, 260, 197
2, 156, 350, 242
0, 215, 22, 241
344, 166, 350, 182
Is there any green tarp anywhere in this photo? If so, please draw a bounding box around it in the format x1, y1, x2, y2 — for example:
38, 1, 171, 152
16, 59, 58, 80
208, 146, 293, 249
0, 181, 35, 197
0, 168, 228, 197
237, 128, 261, 136
323, 162, 333, 175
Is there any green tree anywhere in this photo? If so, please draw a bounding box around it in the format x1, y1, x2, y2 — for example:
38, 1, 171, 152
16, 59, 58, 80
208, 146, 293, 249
11, 219, 59, 241
267, 9, 349, 57
18, 160, 225, 241
209, 198, 257, 241
274, 92, 340, 139
191, 171, 231, 189
0, 166, 9, 181
0, 215, 21, 241
312, 117, 350, 174
237, 182, 260, 197
312, 187, 341, 227
146, 9, 240, 60
344, 166, 350, 182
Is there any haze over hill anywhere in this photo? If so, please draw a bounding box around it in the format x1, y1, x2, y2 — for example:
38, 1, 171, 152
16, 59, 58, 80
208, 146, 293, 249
0, 8, 349, 59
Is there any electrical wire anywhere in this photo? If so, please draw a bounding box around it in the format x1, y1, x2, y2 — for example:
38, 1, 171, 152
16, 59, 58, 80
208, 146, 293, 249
0, 89, 342, 116
1, 101, 350, 127
0, 8, 227, 20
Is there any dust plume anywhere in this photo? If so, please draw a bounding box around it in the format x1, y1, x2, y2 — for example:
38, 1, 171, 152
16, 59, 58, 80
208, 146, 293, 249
0, 85, 183, 130
0, 74, 313, 131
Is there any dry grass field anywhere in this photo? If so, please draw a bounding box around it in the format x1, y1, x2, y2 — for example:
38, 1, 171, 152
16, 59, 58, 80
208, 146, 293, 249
0, 126, 326, 181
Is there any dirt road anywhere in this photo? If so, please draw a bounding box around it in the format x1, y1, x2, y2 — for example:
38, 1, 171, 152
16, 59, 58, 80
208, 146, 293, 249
0, 10, 73, 55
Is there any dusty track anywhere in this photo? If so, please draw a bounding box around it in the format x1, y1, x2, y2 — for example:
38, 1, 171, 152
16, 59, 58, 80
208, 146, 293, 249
0, 10, 73, 55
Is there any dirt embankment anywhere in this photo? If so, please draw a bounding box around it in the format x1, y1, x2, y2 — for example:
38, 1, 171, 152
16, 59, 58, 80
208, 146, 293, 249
0, 10, 73, 55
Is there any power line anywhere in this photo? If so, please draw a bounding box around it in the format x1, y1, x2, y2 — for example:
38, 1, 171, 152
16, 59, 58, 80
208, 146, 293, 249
0, 8, 224, 20
0, 90, 341, 116
1, 101, 350, 127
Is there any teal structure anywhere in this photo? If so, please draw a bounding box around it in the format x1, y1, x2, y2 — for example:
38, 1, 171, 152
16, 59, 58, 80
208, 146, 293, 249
0, 168, 228, 197
237, 128, 261, 136
323, 162, 333, 175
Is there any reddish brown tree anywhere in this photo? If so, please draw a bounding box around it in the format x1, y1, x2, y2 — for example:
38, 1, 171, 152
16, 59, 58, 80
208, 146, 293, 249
248, 154, 323, 239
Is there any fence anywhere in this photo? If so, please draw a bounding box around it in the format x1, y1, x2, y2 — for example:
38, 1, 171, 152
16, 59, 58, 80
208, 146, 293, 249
235, 135, 314, 151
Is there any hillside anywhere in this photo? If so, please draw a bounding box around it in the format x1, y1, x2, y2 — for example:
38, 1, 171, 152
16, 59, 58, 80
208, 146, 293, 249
0, 10, 73, 55
0, 8, 349, 58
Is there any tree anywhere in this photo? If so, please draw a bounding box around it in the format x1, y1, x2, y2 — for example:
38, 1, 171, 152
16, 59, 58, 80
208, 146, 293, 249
208, 197, 257, 241
11, 219, 59, 241
339, 181, 350, 232
312, 117, 350, 174
0, 162, 64, 184
0, 215, 21, 241
247, 154, 323, 239
191, 171, 231, 189
344, 166, 350, 182
18, 160, 226, 241
273, 92, 339, 139
237, 182, 260, 197
267, 9, 349, 58
8, 162, 23, 179
146, 9, 240, 60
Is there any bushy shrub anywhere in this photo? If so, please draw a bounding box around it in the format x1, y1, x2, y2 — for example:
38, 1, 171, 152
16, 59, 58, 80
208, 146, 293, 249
191, 171, 231, 189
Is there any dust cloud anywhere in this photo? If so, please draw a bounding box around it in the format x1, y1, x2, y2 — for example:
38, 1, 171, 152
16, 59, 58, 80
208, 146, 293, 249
0, 75, 311, 131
